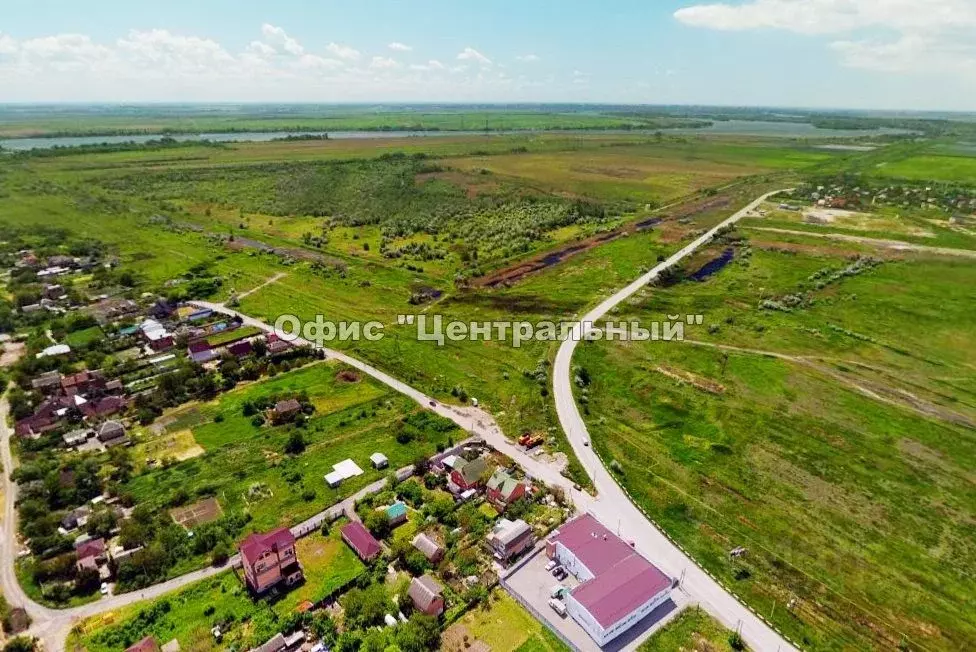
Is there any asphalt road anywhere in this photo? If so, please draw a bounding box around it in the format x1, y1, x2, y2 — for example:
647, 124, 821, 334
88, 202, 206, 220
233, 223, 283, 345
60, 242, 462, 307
0, 192, 795, 651
552, 190, 798, 652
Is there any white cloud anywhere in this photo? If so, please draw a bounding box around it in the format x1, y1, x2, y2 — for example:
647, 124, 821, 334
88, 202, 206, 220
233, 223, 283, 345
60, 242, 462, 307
388, 42, 412, 52
409, 59, 446, 72
515, 54, 540, 62
674, 0, 976, 78
327, 42, 360, 60
457, 47, 491, 65
260, 23, 304, 56
369, 56, 400, 70
246, 40, 277, 57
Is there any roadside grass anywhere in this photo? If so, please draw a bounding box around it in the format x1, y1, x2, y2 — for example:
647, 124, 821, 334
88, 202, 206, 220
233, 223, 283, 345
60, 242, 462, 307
639, 608, 745, 652
575, 238, 976, 651
69, 527, 363, 652
204, 325, 262, 347
15, 558, 101, 609
442, 589, 569, 652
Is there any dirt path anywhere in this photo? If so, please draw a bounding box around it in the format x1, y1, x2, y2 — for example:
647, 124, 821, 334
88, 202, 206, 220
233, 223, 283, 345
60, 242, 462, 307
682, 340, 976, 429
744, 227, 976, 258
236, 272, 286, 301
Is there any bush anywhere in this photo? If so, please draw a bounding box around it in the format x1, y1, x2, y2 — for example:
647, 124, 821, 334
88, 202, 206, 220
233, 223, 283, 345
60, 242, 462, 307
211, 542, 230, 566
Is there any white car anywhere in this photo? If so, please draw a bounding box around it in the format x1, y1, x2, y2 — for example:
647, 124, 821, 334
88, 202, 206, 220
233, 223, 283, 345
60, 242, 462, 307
100, 582, 110, 596
548, 598, 567, 617
545, 560, 558, 572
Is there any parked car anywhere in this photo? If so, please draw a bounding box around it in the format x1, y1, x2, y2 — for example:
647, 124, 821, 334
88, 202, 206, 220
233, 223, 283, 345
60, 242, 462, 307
548, 598, 567, 617
545, 560, 557, 572
550, 565, 564, 577
550, 585, 565, 599
554, 568, 568, 580
100, 582, 110, 596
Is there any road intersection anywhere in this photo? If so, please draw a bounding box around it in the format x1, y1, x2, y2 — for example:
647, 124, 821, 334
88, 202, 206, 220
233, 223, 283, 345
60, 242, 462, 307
0, 191, 796, 651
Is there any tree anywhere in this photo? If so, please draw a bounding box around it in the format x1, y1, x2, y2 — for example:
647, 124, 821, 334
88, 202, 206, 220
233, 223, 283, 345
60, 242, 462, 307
3, 636, 38, 652
363, 509, 390, 540
74, 567, 101, 595
341, 584, 393, 629
211, 542, 230, 566
395, 614, 440, 652
284, 431, 306, 455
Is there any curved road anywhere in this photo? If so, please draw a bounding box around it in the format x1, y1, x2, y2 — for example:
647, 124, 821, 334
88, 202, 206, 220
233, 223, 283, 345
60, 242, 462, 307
554, 190, 797, 651
1, 192, 792, 650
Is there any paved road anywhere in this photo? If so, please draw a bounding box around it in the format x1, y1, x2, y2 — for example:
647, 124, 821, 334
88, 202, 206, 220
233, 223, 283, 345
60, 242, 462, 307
0, 194, 793, 651
553, 190, 798, 652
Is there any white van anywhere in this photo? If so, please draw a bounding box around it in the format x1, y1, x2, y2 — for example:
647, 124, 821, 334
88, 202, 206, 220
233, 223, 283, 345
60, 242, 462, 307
548, 598, 567, 617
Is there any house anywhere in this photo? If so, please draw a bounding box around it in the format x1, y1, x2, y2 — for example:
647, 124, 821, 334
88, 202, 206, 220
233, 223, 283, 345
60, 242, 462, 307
340, 522, 381, 562
82, 395, 128, 420
407, 574, 445, 616
43, 284, 66, 300
30, 371, 63, 394
140, 319, 174, 351
62, 370, 105, 396
486, 469, 527, 511
266, 333, 292, 356
227, 340, 253, 358
76, 537, 107, 567
63, 428, 93, 448
271, 398, 301, 424
486, 518, 535, 561
97, 420, 130, 447
545, 514, 673, 647
126, 637, 161, 652
249, 633, 286, 652
369, 452, 389, 469
36, 343, 71, 359
411, 533, 444, 563
386, 502, 408, 527
149, 299, 176, 320
325, 459, 364, 487
239, 527, 304, 594
446, 455, 489, 493
161, 641, 180, 652
61, 505, 92, 531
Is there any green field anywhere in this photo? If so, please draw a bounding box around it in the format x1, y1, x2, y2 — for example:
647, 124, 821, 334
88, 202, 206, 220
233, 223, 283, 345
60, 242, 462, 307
639, 608, 745, 652
68, 526, 364, 652
575, 235, 976, 651
873, 152, 976, 183
442, 589, 569, 652
125, 361, 459, 533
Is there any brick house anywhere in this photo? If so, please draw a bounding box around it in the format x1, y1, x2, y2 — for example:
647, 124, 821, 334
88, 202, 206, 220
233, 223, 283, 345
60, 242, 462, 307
445, 455, 489, 493
485, 469, 527, 512
239, 527, 304, 594
408, 574, 445, 616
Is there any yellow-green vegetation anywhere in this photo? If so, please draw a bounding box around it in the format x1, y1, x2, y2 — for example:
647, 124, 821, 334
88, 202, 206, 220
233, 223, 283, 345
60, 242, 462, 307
442, 589, 569, 652
68, 527, 363, 652
124, 361, 461, 533
575, 232, 976, 651
639, 608, 747, 652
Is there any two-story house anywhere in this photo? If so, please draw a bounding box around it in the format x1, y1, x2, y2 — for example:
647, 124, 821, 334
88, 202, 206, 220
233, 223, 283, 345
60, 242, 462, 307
239, 527, 304, 595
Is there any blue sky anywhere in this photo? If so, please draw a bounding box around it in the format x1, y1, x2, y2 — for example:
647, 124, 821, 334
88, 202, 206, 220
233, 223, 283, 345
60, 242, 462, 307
1, 0, 973, 109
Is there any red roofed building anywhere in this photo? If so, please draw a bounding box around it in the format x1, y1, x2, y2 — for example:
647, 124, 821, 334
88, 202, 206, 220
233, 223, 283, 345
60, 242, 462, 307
546, 514, 672, 646
340, 521, 381, 562
125, 636, 161, 652
239, 527, 303, 595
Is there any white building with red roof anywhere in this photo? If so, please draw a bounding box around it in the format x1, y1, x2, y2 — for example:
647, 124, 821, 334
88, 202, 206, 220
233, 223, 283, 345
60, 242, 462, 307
545, 513, 673, 647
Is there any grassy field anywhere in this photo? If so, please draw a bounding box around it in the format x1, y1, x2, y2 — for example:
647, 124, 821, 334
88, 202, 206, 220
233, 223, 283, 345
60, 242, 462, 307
574, 234, 976, 651
639, 608, 745, 652
68, 526, 364, 652
124, 361, 459, 534
442, 589, 569, 652
872, 152, 976, 183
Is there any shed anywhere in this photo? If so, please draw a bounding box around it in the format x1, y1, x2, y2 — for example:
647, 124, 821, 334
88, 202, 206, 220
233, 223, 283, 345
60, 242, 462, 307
370, 452, 389, 469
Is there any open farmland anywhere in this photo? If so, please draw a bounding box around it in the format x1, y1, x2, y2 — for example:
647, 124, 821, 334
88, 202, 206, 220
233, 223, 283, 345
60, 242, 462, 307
573, 228, 976, 651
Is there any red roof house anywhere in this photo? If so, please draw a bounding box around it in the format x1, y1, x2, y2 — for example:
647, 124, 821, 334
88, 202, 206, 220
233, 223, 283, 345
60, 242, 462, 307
239, 527, 304, 594
125, 636, 161, 652
340, 522, 381, 562
546, 514, 672, 647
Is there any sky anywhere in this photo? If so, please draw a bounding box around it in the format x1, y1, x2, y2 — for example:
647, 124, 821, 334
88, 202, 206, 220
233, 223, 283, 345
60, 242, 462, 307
1, 0, 974, 110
